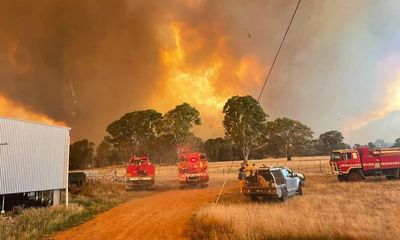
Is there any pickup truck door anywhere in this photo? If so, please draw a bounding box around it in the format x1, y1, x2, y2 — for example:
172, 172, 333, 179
282, 169, 297, 193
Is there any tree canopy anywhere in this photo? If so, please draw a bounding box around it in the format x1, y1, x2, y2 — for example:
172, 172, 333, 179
69, 139, 95, 169
96, 136, 121, 167
162, 103, 201, 150
223, 95, 267, 163
392, 138, 400, 148
264, 117, 313, 160
204, 137, 235, 161
106, 109, 162, 156
319, 130, 347, 154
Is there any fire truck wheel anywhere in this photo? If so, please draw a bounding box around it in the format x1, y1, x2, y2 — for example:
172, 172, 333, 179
298, 185, 303, 196
394, 168, 400, 179
280, 188, 288, 202
337, 175, 348, 182
179, 185, 186, 190
348, 170, 364, 182
385, 176, 396, 180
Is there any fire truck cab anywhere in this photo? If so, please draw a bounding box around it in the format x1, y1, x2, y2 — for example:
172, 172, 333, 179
330, 147, 400, 181
177, 152, 209, 188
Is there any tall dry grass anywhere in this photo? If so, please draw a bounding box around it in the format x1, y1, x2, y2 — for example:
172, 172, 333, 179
0, 182, 140, 240
191, 175, 400, 240
0, 204, 84, 240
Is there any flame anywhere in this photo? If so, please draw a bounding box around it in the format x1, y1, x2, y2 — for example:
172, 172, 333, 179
154, 22, 265, 138
0, 95, 66, 126
344, 75, 400, 134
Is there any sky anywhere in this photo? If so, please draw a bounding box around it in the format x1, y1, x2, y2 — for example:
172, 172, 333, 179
0, 0, 400, 145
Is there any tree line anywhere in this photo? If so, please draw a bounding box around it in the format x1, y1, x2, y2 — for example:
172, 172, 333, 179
69, 95, 400, 169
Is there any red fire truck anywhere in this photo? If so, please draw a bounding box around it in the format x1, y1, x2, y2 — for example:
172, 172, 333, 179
329, 147, 400, 181
125, 156, 155, 190
177, 151, 209, 188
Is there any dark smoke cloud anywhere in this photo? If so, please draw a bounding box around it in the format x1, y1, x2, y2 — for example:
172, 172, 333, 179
0, 0, 166, 141
5, 0, 382, 144
0, 0, 297, 142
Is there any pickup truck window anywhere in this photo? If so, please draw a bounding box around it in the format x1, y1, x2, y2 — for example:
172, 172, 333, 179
271, 170, 285, 185
282, 169, 290, 177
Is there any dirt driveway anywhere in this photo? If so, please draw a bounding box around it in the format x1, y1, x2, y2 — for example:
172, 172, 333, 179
52, 182, 236, 240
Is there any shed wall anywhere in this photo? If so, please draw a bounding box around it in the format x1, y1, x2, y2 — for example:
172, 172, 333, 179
0, 117, 70, 195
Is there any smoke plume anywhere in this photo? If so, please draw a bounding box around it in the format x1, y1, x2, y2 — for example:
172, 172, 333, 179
2, 0, 399, 145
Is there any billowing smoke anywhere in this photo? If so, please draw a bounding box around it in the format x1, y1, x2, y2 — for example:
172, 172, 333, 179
0, 95, 65, 126
344, 56, 400, 140
1, 0, 399, 144
0, 0, 294, 142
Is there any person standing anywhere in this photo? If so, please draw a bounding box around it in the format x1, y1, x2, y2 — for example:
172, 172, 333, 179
238, 166, 246, 194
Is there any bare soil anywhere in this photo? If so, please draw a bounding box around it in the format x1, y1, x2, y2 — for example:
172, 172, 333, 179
52, 181, 236, 240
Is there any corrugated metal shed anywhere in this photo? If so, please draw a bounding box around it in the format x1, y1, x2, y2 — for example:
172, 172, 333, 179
0, 117, 70, 195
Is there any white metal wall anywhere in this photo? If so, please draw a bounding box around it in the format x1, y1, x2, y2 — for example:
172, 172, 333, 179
0, 117, 70, 195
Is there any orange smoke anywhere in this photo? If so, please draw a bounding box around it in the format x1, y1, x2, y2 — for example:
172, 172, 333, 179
344, 74, 400, 134
7, 41, 32, 74
0, 95, 66, 126
153, 21, 265, 138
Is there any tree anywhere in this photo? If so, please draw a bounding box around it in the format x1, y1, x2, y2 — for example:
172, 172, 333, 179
150, 134, 177, 165
304, 139, 324, 156
368, 142, 377, 150
69, 139, 95, 169
264, 118, 313, 160
106, 109, 162, 156
204, 138, 235, 161
186, 134, 204, 152
374, 139, 391, 148
162, 103, 201, 151
223, 95, 267, 163
96, 136, 121, 167
319, 131, 347, 154
392, 138, 400, 148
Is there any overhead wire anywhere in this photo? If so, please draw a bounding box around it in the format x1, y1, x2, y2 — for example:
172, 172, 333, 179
257, 0, 302, 102
215, 0, 302, 205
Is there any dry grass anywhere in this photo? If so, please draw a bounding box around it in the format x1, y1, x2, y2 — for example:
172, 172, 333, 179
0, 204, 84, 240
0, 182, 146, 240
191, 175, 400, 240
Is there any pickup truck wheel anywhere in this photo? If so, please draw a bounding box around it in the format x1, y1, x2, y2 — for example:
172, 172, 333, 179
250, 196, 258, 202
393, 168, 400, 179
298, 185, 303, 196
348, 170, 364, 182
280, 188, 288, 202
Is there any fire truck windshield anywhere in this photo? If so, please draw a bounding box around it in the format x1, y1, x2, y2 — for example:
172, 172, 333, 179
131, 160, 144, 165
331, 152, 341, 160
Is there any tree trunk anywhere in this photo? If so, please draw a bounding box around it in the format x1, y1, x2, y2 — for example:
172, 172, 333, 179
242, 146, 250, 165
286, 144, 292, 161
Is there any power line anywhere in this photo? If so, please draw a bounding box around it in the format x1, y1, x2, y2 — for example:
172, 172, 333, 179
215, 0, 303, 206
257, 0, 302, 102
